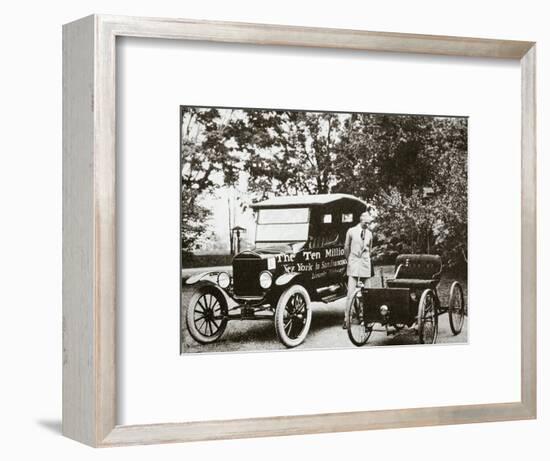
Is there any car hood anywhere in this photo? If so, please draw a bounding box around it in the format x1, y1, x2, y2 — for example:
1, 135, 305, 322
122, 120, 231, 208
234, 246, 289, 259
234, 245, 292, 259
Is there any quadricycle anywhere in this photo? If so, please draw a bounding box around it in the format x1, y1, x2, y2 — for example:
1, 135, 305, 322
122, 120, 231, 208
346, 254, 466, 346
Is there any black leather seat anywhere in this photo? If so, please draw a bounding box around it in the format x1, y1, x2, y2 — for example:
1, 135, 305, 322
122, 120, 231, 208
386, 278, 439, 289
386, 254, 442, 290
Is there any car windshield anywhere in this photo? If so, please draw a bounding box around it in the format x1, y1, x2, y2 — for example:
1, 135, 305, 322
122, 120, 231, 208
255, 207, 309, 244
257, 208, 309, 224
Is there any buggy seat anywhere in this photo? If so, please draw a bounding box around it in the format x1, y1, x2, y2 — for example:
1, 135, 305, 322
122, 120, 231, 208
386, 254, 442, 290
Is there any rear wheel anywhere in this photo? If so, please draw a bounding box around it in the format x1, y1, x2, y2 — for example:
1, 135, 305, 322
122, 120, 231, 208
186, 287, 228, 344
448, 281, 465, 335
347, 290, 373, 346
275, 285, 312, 348
418, 289, 438, 344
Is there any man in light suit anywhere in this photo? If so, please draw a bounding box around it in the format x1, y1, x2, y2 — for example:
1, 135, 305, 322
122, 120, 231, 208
343, 211, 374, 329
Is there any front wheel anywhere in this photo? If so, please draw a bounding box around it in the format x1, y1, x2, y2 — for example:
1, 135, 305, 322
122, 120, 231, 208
448, 281, 465, 335
186, 287, 228, 344
347, 290, 373, 346
275, 285, 312, 348
418, 289, 438, 344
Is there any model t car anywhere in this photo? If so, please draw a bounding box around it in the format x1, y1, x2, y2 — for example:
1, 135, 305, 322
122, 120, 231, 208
184, 193, 367, 347
346, 254, 466, 346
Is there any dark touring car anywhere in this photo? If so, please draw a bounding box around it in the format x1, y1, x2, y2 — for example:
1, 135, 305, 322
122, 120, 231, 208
184, 194, 367, 348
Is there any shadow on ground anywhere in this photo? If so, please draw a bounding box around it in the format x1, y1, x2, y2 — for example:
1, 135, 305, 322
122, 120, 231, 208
37, 419, 62, 435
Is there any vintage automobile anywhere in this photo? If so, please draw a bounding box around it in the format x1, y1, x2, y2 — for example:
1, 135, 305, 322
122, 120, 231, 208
185, 193, 367, 347
346, 254, 466, 346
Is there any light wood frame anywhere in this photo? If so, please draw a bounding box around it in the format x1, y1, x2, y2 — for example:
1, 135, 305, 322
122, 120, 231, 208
62, 14, 537, 447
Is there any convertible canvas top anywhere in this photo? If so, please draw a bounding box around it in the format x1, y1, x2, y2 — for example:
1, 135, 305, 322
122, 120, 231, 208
251, 193, 367, 209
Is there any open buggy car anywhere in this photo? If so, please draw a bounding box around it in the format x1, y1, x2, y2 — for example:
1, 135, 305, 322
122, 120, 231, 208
346, 254, 466, 346
184, 194, 367, 348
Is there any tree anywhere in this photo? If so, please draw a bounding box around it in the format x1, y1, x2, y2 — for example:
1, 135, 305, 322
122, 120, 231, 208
180, 107, 241, 251
331, 113, 435, 198
231, 110, 342, 198
368, 116, 468, 271
180, 107, 468, 271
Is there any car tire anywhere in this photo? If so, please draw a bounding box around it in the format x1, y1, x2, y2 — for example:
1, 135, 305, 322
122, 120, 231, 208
346, 290, 373, 347
418, 288, 438, 344
448, 281, 465, 335
274, 285, 312, 348
186, 286, 228, 344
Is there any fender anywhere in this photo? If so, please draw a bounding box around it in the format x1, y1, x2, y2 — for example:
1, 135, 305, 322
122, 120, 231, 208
187, 282, 230, 312
275, 272, 301, 287
186, 277, 233, 298
184, 271, 234, 300
185, 271, 223, 285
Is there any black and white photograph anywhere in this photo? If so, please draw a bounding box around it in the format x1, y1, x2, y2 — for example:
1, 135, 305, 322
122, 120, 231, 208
180, 106, 468, 353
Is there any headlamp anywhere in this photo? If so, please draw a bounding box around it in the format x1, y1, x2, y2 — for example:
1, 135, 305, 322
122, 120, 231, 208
217, 272, 231, 289
259, 271, 273, 289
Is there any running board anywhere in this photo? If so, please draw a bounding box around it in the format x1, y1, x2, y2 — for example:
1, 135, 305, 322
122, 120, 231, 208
321, 292, 346, 303
316, 283, 343, 294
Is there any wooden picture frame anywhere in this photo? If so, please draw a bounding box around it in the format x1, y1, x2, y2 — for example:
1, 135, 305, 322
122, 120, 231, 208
62, 14, 537, 447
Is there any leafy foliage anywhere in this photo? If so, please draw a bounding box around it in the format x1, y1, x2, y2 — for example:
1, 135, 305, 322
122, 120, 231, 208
180, 108, 240, 251
368, 116, 468, 271
180, 107, 467, 271
230, 110, 340, 197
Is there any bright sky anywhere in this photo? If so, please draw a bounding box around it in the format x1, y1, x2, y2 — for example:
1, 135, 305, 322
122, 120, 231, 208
196, 183, 257, 254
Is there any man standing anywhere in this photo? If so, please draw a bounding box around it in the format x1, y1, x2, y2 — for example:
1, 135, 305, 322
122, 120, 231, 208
343, 211, 374, 329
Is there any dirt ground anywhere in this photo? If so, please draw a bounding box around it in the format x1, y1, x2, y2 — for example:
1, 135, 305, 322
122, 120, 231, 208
180, 266, 468, 354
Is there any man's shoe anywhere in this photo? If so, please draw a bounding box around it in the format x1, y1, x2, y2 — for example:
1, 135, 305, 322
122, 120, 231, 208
342, 321, 348, 330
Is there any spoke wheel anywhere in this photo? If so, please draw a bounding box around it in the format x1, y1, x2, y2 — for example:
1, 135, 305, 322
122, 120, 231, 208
347, 291, 373, 347
418, 289, 438, 344
186, 287, 228, 344
275, 285, 312, 348
448, 281, 465, 335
